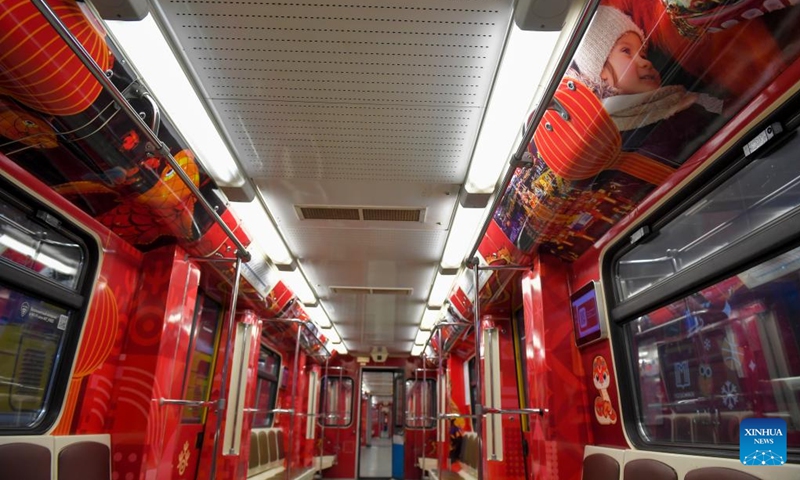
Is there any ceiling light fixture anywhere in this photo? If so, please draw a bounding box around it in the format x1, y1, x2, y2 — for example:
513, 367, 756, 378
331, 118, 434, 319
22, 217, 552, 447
229, 199, 293, 266
279, 264, 317, 305
427, 269, 457, 308
330, 343, 348, 355
410, 344, 425, 357
465, 25, 560, 194
440, 203, 489, 270
105, 15, 246, 188
321, 327, 341, 344
304, 304, 332, 329
415, 329, 432, 346
420, 307, 442, 331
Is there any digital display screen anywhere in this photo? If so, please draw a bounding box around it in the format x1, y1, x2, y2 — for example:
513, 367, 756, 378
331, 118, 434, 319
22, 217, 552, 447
570, 282, 604, 346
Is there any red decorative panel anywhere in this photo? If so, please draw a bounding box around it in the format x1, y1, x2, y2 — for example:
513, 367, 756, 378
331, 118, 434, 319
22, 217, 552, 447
0, 0, 112, 116
522, 256, 591, 480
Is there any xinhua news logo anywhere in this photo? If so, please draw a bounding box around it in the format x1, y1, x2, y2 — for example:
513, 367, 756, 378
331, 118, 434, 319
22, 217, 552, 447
740, 418, 787, 466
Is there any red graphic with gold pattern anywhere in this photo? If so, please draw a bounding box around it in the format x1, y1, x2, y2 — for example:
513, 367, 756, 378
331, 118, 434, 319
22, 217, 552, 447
54, 149, 200, 245
0, 0, 112, 116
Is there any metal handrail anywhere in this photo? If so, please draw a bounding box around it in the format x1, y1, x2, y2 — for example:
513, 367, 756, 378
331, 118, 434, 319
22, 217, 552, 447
32, 0, 251, 262
482, 407, 547, 416
270, 318, 332, 359
159, 399, 217, 407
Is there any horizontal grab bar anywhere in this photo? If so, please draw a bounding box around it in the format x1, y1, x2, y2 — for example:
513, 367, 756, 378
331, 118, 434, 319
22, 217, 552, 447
159, 398, 217, 407
482, 407, 548, 416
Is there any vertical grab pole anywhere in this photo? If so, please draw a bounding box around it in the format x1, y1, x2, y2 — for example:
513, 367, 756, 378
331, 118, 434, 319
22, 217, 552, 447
421, 354, 427, 470
287, 323, 303, 480
319, 355, 329, 472
437, 327, 444, 480
486, 328, 496, 461
337, 364, 343, 458
469, 259, 483, 480
210, 257, 243, 480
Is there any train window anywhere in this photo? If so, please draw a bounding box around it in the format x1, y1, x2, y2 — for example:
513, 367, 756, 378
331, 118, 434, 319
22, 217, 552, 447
320, 377, 353, 427
253, 348, 281, 428
625, 245, 800, 448
180, 294, 222, 423
405, 379, 435, 429
608, 114, 800, 453
614, 127, 800, 303
0, 193, 84, 290
468, 356, 478, 418
0, 185, 94, 433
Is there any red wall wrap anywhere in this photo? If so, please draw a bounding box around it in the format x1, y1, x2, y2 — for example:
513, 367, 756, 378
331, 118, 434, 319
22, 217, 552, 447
521, 254, 591, 480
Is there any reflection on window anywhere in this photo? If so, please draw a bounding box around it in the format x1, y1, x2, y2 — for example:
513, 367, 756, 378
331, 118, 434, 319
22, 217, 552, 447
253, 348, 281, 428
615, 129, 800, 302
0, 287, 72, 428
0, 199, 84, 290
627, 244, 800, 448
405, 379, 435, 429
320, 377, 353, 427
181, 294, 221, 423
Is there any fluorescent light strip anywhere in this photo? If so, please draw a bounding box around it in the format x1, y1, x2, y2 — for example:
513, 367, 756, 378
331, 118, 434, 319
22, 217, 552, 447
415, 329, 431, 346
321, 327, 341, 344
411, 344, 425, 356
229, 200, 293, 265
304, 304, 332, 329
440, 204, 488, 270
420, 308, 441, 331
428, 271, 457, 308
280, 266, 316, 305
106, 16, 245, 187
465, 26, 560, 194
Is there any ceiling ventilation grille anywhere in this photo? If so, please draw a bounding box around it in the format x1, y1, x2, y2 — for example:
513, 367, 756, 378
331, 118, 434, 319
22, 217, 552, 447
297, 206, 424, 222
330, 286, 413, 296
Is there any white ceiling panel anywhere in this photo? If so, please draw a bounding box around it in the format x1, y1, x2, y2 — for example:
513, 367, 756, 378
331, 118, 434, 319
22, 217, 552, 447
153, 0, 515, 354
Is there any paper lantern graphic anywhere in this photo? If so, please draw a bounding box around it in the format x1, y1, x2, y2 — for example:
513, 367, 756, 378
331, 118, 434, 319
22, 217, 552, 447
0, 0, 112, 116
533, 77, 674, 186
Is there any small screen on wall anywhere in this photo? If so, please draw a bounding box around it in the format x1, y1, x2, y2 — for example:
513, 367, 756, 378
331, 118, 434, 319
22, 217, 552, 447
571, 282, 603, 347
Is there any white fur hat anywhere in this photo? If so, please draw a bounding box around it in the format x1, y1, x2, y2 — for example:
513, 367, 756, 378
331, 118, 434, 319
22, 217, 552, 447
572, 6, 645, 84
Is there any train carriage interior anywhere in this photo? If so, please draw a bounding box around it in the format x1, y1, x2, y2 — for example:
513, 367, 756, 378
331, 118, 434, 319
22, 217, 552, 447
1, 0, 800, 479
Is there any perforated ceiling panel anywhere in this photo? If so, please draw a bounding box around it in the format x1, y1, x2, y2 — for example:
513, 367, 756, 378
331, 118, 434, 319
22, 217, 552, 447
152, 0, 514, 182
151, 0, 515, 354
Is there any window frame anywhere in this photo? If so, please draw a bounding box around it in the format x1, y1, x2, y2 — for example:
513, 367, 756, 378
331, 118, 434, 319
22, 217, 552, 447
602, 96, 800, 459
252, 346, 281, 428
404, 378, 436, 430
0, 179, 98, 435
319, 376, 354, 428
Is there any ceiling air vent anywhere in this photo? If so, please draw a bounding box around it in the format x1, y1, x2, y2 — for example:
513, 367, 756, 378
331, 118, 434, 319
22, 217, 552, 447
330, 286, 413, 296
297, 206, 424, 222
362, 208, 421, 222
299, 207, 360, 220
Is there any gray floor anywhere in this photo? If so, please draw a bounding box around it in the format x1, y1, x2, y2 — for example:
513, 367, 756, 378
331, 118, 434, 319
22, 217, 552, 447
359, 436, 392, 478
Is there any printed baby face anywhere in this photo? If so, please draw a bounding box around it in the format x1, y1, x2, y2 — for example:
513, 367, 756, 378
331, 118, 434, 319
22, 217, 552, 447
601, 32, 661, 95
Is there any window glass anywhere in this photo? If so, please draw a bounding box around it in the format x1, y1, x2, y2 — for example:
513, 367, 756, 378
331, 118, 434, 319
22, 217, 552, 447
0, 287, 73, 429
253, 348, 281, 428
181, 295, 221, 423
468, 357, 478, 418
320, 377, 353, 427
626, 244, 800, 448
615, 128, 800, 302
0, 198, 84, 289
405, 379, 435, 429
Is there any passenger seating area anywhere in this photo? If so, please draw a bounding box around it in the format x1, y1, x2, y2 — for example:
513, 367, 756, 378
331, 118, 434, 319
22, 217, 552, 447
248, 428, 287, 480
247, 428, 334, 480
582, 446, 799, 480
0, 434, 111, 480
419, 432, 479, 480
